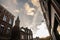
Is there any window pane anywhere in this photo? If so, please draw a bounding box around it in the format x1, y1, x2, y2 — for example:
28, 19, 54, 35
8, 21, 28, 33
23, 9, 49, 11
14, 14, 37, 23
21, 35, 24, 39
3, 15, 6, 21
9, 19, 12, 24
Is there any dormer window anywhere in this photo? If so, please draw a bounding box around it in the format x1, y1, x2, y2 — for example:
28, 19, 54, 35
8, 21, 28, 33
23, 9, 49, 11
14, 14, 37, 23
3, 15, 6, 21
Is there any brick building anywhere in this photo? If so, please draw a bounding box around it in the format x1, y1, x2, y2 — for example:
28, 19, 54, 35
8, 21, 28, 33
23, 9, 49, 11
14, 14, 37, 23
11, 16, 20, 40
0, 4, 14, 40
11, 16, 33, 40
20, 27, 26, 40
0, 4, 33, 40
20, 27, 33, 40
39, 0, 60, 40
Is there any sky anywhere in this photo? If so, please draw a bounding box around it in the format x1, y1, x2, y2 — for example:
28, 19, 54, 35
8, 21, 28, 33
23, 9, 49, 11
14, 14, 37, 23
0, 0, 50, 38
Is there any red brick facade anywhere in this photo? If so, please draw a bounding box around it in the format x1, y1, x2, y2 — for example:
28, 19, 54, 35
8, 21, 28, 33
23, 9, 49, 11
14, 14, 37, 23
0, 4, 14, 40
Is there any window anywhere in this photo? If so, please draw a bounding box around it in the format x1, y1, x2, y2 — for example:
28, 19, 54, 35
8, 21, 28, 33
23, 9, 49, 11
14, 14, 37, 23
6, 27, 10, 34
6, 29, 9, 34
8, 27, 10, 30
1, 24, 4, 27
0, 24, 4, 32
0, 10, 2, 16
28, 35, 30, 40
28, 31, 29, 33
21, 35, 24, 39
56, 0, 60, 4
9, 19, 12, 24
30, 35, 32, 39
57, 25, 60, 35
21, 29, 25, 32
54, 0, 60, 8
3, 15, 6, 21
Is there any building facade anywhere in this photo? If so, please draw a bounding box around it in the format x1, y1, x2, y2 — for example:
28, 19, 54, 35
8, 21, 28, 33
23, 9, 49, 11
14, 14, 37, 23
11, 16, 20, 40
0, 4, 33, 40
11, 16, 33, 40
0, 4, 14, 40
39, 0, 60, 40
20, 27, 33, 40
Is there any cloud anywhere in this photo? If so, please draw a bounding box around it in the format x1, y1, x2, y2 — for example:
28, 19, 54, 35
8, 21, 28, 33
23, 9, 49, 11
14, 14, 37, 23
26, 12, 34, 16
12, 0, 17, 4
33, 22, 50, 38
29, 7, 44, 30
24, 3, 35, 16
13, 9, 20, 13
1, 4, 8, 9
31, 0, 40, 7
